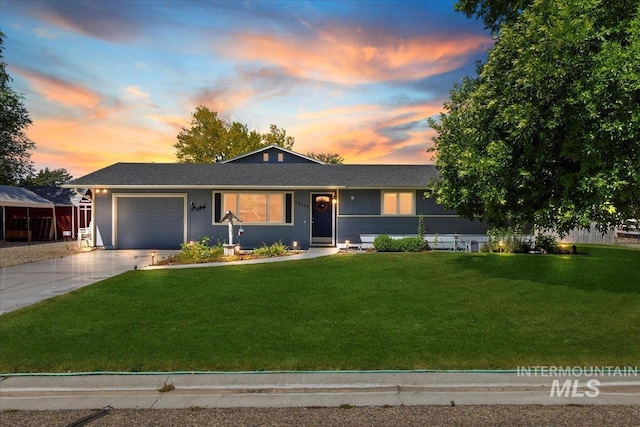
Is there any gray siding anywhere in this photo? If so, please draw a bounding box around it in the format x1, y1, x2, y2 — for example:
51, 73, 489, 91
229, 147, 317, 164
339, 190, 380, 215
336, 190, 486, 244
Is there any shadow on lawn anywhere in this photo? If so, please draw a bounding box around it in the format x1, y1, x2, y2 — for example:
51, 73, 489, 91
450, 248, 639, 295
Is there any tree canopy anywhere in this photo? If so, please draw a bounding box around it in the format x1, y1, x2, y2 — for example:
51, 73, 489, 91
430, 0, 640, 234
0, 32, 35, 185
22, 167, 73, 186
455, 0, 532, 34
174, 105, 294, 163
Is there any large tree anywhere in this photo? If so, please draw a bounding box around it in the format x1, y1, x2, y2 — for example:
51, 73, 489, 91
174, 105, 294, 163
455, 0, 532, 34
429, 0, 640, 234
22, 167, 73, 186
0, 32, 35, 185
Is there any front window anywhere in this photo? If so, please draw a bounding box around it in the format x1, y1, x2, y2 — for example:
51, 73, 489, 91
222, 192, 285, 223
382, 191, 414, 215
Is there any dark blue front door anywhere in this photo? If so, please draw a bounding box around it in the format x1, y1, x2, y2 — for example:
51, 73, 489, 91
311, 193, 333, 245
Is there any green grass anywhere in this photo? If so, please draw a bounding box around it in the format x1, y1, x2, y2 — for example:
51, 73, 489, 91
0, 245, 638, 372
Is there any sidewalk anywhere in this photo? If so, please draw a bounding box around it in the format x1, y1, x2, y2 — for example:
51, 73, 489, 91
1, 371, 639, 410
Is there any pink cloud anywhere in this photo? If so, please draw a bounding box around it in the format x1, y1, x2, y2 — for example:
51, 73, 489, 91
217, 26, 492, 85
14, 67, 102, 109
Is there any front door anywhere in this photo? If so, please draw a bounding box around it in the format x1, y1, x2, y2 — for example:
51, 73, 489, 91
311, 193, 334, 245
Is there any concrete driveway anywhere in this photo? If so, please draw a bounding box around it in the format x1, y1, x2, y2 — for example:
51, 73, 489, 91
0, 249, 176, 315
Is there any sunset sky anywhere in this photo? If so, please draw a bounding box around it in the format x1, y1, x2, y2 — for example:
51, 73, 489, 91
1, 0, 492, 178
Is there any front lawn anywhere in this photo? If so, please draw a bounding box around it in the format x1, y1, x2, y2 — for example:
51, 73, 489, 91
0, 246, 638, 372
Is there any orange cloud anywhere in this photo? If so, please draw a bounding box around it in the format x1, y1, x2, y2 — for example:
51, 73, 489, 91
14, 67, 102, 109
217, 27, 492, 85
26, 117, 176, 177
292, 100, 443, 164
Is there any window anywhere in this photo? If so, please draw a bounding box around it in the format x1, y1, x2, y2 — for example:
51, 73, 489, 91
222, 192, 285, 223
277, 152, 284, 162
382, 191, 414, 215
263, 153, 269, 162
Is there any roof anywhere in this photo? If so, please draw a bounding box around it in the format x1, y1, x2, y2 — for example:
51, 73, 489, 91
221, 145, 324, 164
0, 185, 55, 208
26, 186, 89, 206
64, 163, 438, 189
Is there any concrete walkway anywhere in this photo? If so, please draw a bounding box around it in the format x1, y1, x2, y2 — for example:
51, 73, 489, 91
1, 371, 639, 410
0, 247, 338, 314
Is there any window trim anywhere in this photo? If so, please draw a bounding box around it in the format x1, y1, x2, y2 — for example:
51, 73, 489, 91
214, 191, 291, 225
381, 191, 415, 216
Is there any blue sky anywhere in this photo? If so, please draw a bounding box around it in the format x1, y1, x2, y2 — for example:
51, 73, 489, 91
1, 0, 492, 177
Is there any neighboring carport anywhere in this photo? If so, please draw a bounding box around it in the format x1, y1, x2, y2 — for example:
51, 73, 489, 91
27, 186, 92, 240
0, 185, 57, 242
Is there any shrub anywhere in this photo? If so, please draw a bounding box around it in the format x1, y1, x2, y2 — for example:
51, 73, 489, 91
535, 234, 558, 254
374, 235, 426, 252
175, 237, 223, 263
398, 236, 427, 252
253, 240, 289, 257
486, 227, 533, 253
373, 234, 396, 252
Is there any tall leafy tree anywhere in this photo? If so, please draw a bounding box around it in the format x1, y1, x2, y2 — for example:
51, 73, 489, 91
306, 152, 344, 164
455, 0, 532, 34
262, 124, 295, 151
174, 105, 295, 163
0, 32, 35, 185
429, 0, 640, 234
22, 167, 73, 186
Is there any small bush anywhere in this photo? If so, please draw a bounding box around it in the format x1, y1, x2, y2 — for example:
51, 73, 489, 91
373, 234, 396, 251
174, 237, 223, 263
535, 234, 558, 254
374, 235, 426, 252
253, 240, 289, 257
486, 227, 533, 253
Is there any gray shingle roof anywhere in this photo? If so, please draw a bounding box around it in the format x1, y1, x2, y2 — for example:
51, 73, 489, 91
0, 185, 55, 208
64, 163, 438, 189
26, 186, 88, 206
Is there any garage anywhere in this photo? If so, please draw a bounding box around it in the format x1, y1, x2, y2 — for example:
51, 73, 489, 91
115, 195, 185, 249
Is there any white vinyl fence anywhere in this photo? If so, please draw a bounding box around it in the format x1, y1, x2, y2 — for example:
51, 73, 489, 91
539, 223, 616, 245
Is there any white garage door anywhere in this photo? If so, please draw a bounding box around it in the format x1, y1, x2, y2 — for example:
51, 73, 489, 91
116, 196, 185, 249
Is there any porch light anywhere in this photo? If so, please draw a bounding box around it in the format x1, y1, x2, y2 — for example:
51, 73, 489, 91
332, 195, 337, 204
